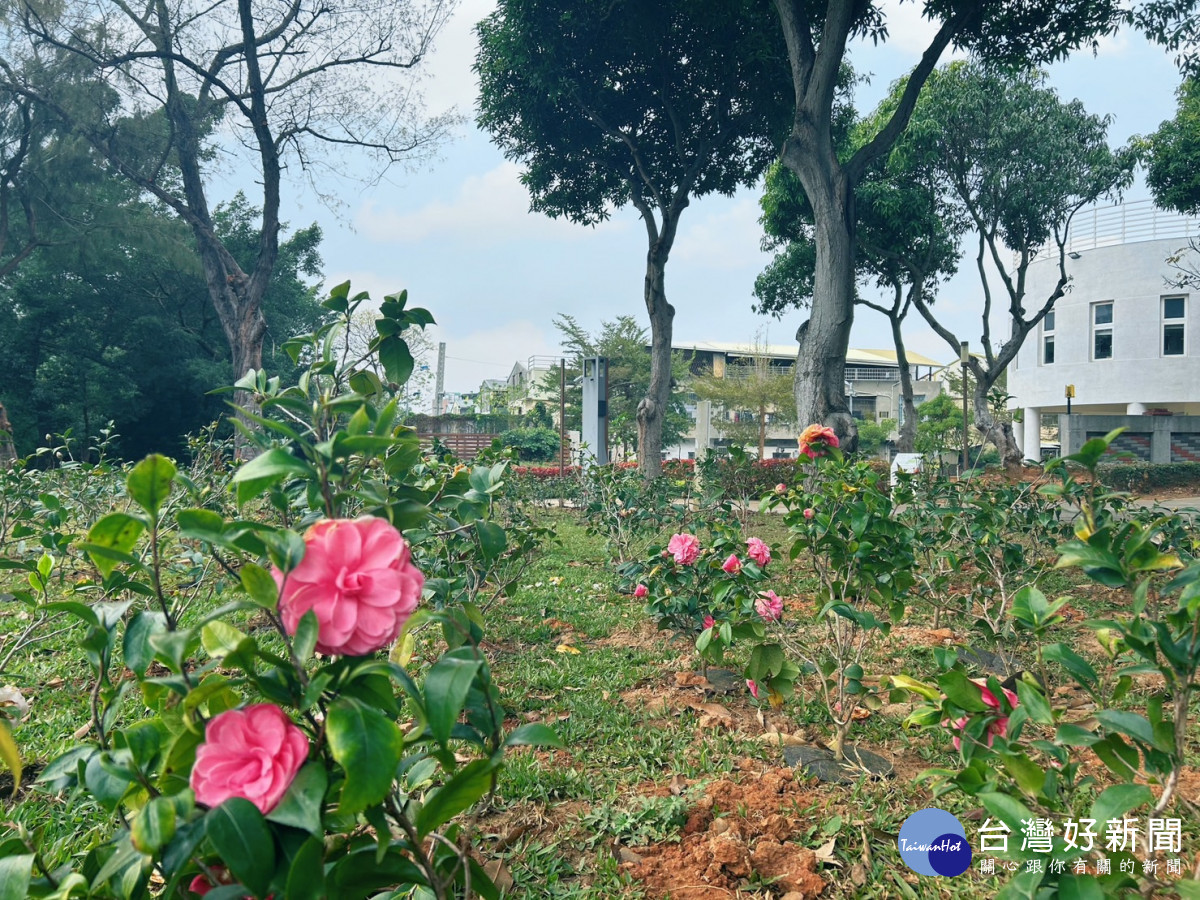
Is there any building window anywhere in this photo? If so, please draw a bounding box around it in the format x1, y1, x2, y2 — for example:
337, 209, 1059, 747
1092, 302, 1113, 360
1042, 309, 1055, 365
1163, 296, 1186, 356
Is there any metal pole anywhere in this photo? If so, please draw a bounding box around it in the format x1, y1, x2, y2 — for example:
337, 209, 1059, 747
559, 359, 566, 480
434, 341, 446, 417
960, 341, 969, 475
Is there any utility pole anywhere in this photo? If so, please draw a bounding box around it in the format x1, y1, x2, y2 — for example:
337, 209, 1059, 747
434, 341, 446, 418
960, 341, 969, 475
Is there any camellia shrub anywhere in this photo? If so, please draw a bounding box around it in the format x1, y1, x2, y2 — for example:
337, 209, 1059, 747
893, 430, 1200, 898
0, 283, 559, 899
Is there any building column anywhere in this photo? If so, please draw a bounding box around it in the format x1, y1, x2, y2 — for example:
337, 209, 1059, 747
1023, 407, 1042, 463
1127, 402, 1146, 415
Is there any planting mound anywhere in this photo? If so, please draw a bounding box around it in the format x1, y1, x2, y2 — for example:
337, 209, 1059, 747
627, 766, 826, 899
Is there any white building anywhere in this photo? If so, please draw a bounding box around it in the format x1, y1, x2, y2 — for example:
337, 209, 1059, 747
1008, 200, 1200, 461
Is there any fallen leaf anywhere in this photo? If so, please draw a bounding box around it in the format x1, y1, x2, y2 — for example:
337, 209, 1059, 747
0, 686, 30, 719
814, 836, 842, 866
668, 774, 689, 796
483, 860, 514, 891
72, 722, 91, 741
555, 644, 581, 655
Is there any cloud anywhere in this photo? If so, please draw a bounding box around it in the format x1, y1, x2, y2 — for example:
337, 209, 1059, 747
860, 1, 968, 61
673, 197, 770, 271
422, 0, 496, 115
354, 161, 628, 245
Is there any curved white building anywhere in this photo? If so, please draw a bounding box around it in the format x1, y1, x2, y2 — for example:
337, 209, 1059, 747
1009, 200, 1200, 461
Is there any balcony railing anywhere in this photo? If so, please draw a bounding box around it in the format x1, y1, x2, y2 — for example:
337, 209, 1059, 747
1030, 199, 1200, 261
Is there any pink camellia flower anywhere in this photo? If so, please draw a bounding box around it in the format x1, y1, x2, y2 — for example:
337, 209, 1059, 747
798, 423, 840, 459
667, 533, 700, 566
746, 679, 760, 700
722, 554, 742, 574
803, 507, 815, 520
944, 679, 1019, 751
188, 866, 268, 899
745, 537, 771, 567
703, 614, 716, 630
755, 590, 784, 622
274, 516, 423, 657
191, 704, 309, 815
775, 483, 787, 494
633, 583, 649, 599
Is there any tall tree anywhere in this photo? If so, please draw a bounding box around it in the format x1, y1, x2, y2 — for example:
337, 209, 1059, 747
755, 79, 962, 452
1144, 77, 1200, 290
1, 0, 456, 439
540, 314, 691, 460
769, 0, 1129, 449
896, 62, 1135, 464
475, 0, 791, 478
0, 194, 324, 459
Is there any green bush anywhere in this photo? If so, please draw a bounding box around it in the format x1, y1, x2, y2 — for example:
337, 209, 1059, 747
499, 427, 562, 462
1096, 461, 1200, 492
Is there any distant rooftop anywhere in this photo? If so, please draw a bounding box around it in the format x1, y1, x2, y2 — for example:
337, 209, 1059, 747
672, 340, 944, 368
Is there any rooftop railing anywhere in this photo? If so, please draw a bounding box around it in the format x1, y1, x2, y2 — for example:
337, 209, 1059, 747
1031, 199, 1200, 261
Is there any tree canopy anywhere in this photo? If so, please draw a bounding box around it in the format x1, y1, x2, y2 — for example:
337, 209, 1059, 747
476, 0, 790, 477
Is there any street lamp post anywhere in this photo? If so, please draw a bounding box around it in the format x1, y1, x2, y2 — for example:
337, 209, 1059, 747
960, 341, 970, 475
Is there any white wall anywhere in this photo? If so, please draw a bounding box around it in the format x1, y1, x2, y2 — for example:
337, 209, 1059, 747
1009, 237, 1200, 414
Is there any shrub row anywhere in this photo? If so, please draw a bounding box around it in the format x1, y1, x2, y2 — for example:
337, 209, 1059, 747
1096, 460, 1200, 492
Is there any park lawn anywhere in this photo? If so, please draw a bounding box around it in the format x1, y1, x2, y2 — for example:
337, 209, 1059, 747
3, 507, 1198, 898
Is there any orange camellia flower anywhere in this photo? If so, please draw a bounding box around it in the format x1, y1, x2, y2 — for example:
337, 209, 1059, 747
797, 423, 839, 459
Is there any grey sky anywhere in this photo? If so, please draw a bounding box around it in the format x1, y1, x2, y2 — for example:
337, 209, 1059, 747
235, 1, 1187, 395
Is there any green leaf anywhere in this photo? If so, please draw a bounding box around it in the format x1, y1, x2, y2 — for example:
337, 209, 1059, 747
232, 448, 314, 505
0, 855, 33, 900
415, 758, 499, 837
937, 670, 990, 711
293, 610, 319, 664
239, 563, 279, 609
201, 621, 249, 659
206, 798, 276, 899
327, 698, 404, 815
1058, 874, 1105, 900
1095, 710, 1158, 747
267, 763, 327, 836
502, 724, 564, 749
1015, 680, 1053, 725
126, 454, 177, 517
0, 721, 21, 801
475, 520, 506, 563
978, 791, 1037, 840
424, 655, 483, 748
284, 837, 327, 900
131, 796, 177, 854
1001, 753, 1046, 796
1042, 643, 1098, 687
85, 513, 146, 578
124, 611, 167, 678
377, 335, 415, 386
1089, 783, 1152, 827
176, 509, 228, 544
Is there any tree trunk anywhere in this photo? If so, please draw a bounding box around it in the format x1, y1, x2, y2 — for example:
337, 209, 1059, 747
781, 143, 857, 451
0, 402, 16, 466
637, 252, 674, 479
891, 317, 917, 453
758, 401, 766, 460
972, 374, 1020, 467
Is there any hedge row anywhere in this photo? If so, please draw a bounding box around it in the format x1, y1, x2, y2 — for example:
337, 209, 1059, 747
1096, 461, 1200, 492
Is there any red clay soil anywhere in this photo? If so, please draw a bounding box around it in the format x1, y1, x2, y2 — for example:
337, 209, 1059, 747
627, 766, 827, 899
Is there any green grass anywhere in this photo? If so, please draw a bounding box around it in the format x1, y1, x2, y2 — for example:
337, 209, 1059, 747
4, 502, 1200, 898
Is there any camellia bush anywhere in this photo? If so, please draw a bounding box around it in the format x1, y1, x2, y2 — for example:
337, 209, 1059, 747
0, 283, 559, 899
761, 424, 917, 760
893, 430, 1200, 898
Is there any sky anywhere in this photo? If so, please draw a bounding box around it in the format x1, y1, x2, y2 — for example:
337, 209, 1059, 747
226, 1, 1189, 397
